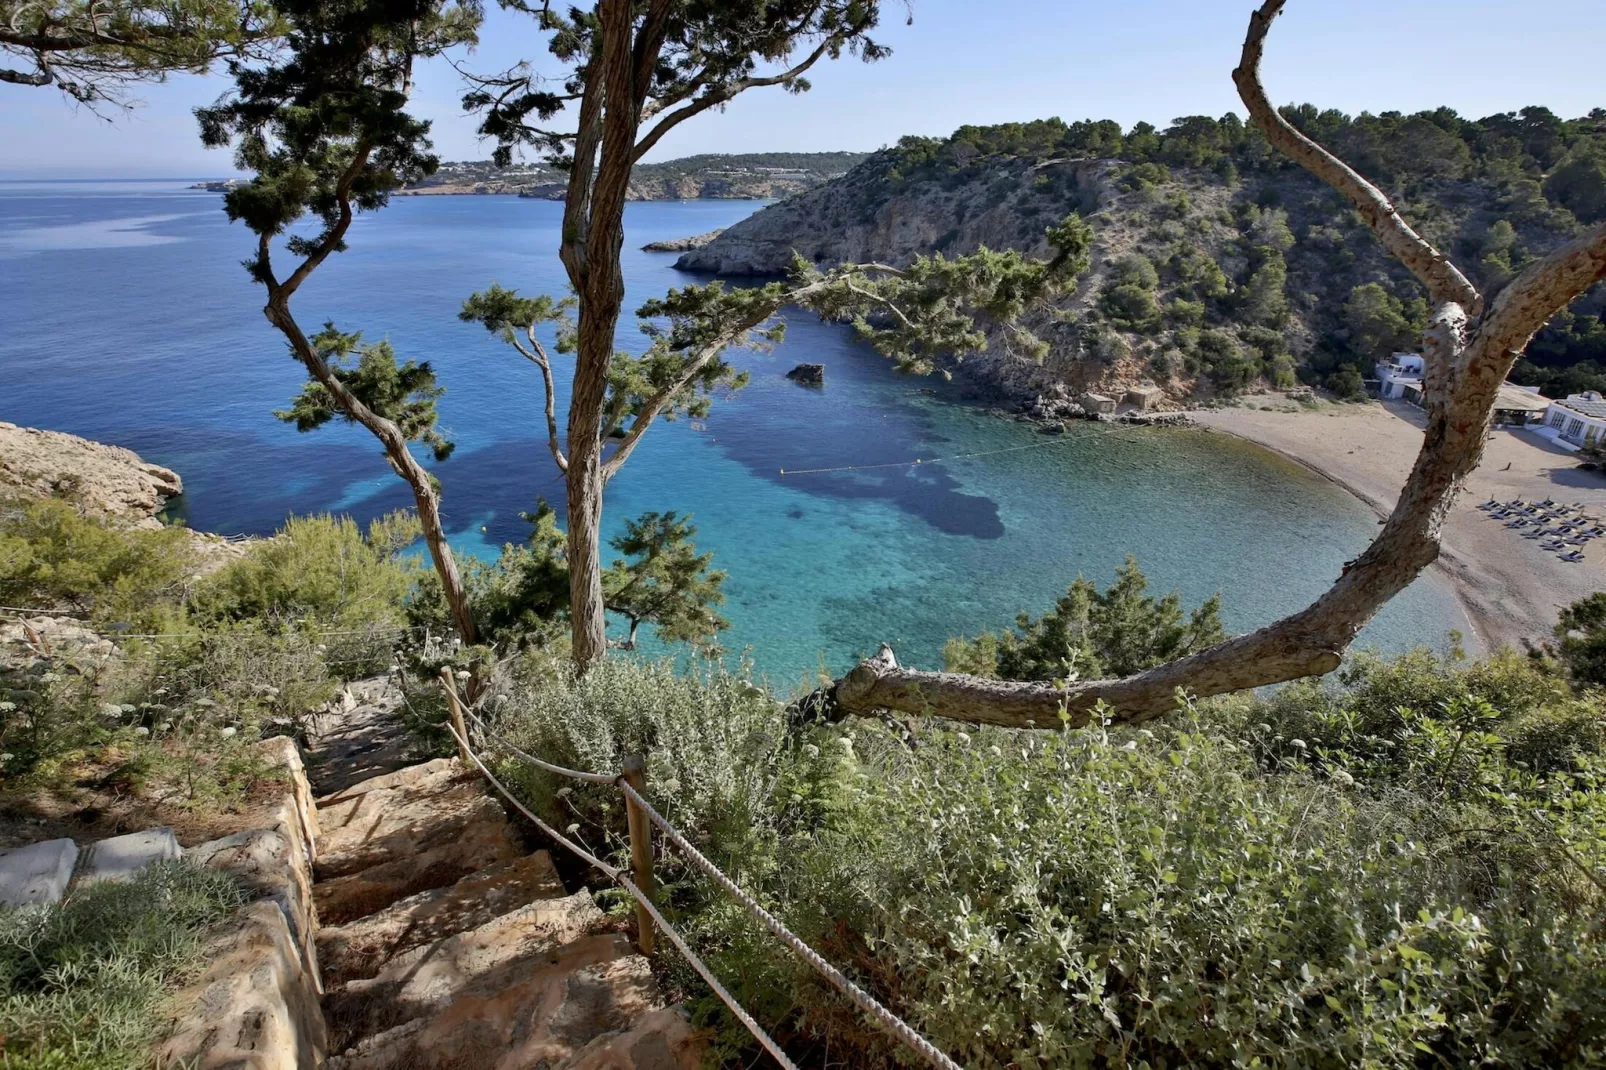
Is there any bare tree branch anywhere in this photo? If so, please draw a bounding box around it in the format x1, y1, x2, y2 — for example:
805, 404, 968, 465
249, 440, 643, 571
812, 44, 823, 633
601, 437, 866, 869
1230, 0, 1482, 315
508, 328, 569, 472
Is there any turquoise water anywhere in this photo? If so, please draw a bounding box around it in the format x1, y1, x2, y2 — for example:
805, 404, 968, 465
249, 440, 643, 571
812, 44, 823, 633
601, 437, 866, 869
0, 180, 1470, 682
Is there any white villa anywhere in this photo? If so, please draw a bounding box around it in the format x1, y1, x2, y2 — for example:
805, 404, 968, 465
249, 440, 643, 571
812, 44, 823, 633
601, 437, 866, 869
1375, 352, 1424, 401
1544, 391, 1606, 448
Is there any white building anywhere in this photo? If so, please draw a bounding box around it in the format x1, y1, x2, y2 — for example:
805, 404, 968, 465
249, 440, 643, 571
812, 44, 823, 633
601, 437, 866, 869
1544, 391, 1606, 447
1375, 353, 1424, 401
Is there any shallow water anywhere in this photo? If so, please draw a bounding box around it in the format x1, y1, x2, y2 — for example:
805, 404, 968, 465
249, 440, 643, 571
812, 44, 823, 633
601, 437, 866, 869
0, 180, 1470, 683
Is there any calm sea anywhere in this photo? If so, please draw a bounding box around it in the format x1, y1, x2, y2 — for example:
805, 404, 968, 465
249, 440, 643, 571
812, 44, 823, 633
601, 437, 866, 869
0, 180, 1470, 683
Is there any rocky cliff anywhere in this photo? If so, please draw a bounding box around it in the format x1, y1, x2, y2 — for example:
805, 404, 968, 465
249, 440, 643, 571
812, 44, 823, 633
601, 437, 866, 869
0, 421, 182, 527
676, 113, 1606, 407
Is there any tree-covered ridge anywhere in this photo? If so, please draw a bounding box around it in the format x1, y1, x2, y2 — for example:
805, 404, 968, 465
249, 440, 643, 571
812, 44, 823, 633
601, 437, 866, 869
756, 107, 1606, 399
410, 150, 871, 199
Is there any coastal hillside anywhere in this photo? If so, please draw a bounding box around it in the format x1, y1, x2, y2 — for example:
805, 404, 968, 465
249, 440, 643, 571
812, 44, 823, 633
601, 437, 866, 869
398, 150, 869, 200
679, 112, 1606, 405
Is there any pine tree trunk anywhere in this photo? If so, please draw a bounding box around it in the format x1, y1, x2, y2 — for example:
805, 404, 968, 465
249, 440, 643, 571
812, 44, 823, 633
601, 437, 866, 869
564, 302, 621, 673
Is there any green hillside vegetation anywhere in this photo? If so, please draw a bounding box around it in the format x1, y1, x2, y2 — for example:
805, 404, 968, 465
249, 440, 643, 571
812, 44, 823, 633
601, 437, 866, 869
830, 108, 1606, 398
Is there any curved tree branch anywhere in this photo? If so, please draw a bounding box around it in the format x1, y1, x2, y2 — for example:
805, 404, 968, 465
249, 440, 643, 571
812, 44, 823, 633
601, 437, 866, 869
825, 0, 1606, 729
1230, 0, 1482, 316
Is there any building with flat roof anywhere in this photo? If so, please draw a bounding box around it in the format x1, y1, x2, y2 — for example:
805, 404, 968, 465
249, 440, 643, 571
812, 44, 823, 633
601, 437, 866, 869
1544, 391, 1606, 447
1375, 353, 1424, 401
1493, 383, 1551, 427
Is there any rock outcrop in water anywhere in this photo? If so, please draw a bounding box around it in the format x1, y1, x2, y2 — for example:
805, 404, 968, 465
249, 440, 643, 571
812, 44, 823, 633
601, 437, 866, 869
0, 421, 182, 527
641, 229, 724, 252
785, 363, 825, 385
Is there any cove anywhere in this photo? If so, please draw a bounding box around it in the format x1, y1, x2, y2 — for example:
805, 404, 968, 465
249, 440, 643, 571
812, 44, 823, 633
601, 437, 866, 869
0, 181, 1470, 683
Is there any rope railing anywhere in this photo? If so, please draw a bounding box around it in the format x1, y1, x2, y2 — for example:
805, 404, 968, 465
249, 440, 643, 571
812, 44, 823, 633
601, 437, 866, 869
440, 680, 964, 1070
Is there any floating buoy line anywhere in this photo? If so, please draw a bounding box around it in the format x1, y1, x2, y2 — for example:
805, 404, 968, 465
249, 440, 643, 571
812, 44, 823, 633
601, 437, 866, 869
779, 421, 1144, 477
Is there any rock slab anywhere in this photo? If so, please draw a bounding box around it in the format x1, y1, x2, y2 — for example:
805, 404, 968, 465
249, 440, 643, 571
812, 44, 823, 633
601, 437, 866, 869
78, 826, 181, 884
0, 420, 182, 526
160, 900, 328, 1070
0, 837, 79, 906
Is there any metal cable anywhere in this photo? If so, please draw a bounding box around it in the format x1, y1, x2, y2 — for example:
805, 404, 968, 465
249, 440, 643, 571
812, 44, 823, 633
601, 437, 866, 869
616, 779, 963, 1070
441, 719, 800, 1070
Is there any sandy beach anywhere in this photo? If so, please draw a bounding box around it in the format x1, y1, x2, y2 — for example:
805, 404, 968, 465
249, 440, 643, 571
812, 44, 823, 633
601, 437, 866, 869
1192, 399, 1606, 652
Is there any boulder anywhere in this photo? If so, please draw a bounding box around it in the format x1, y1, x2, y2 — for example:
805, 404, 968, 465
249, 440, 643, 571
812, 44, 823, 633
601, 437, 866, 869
785, 363, 825, 385
160, 900, 328, 1070
78, 826, 181, 885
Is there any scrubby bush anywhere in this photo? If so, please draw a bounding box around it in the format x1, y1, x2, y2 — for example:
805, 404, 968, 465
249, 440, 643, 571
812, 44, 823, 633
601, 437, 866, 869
0, 496, 193, 629
0, 861, 243, 1069
478, 649, 1606, 1069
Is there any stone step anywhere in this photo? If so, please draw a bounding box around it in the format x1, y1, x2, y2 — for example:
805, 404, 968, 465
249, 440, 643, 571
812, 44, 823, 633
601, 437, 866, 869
327, 930, 698, 1069
312, 790, 523, 925
317, 851, 565, 986
315, 756, 464, 808
324, 889, 610, 1053
0, 838, 78, 907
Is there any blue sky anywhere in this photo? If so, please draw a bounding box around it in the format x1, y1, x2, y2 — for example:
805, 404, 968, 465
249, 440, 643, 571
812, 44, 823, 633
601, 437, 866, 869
4, 0, 1604, 177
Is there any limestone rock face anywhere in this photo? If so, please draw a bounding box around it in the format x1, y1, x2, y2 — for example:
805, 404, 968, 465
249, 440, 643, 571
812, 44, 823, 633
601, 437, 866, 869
0, 421, 182, 526
160, 900, 328, 1070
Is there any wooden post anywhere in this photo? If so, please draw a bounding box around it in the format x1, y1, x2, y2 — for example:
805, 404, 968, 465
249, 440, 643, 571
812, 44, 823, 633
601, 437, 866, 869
621, 755, 655, 955
438, 667, 472, 764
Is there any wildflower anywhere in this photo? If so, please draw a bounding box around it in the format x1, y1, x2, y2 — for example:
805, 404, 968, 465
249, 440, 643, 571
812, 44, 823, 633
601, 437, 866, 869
837, 736, 853, 750
956, 732, 971, 746
1330, 769, 1355, 787
566, 823, 581, 835
219, 726, 237, 737
1121, 741, 1138, 751
134, 726, 150, 736
1137, 729, 1155, 741
989, 745, 1003, 757
556, 786, 572, 797
1290, 738, 1307, 750
802, 744, 820, 759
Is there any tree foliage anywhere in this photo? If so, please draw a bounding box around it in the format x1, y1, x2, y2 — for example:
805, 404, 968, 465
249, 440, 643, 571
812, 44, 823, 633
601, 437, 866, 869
0, 0, 282, 105
275, 324, 455, 461
944, 556, 1225, 682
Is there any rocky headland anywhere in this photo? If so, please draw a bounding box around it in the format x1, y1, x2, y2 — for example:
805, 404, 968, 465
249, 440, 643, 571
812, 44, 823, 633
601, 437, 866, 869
0, 421, 182, 528
642, 229, 724, 252
674, 116, 1605, 413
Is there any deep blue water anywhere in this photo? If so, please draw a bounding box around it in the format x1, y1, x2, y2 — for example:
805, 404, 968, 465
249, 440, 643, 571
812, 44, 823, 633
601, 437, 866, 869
0, 180, 1471, 684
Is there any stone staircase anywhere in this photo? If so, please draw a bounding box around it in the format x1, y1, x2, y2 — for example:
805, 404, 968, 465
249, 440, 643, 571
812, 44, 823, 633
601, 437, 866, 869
303, 690, 702, 1069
